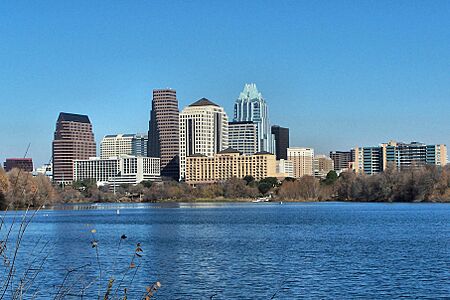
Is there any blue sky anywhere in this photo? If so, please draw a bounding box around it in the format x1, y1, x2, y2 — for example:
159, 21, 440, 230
1, 0, 449, 167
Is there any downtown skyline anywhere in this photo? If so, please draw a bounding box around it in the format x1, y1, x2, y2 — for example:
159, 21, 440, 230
1, 1, 450, 166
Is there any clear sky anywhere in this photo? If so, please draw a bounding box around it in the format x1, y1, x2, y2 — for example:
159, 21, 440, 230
1, 0, 449, 167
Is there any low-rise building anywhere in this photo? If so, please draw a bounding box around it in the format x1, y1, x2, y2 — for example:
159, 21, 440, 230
3, 158, 33, 172
314, 155, 334, 178
73, 155, 160, 187
185, 148, 277, 184
276, 159, 294, 178
33, 164, 53, 179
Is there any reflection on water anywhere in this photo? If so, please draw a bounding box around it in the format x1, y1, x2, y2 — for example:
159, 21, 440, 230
2, 202, 450, 298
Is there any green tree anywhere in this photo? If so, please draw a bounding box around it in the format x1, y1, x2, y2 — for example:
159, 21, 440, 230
243, 175, 255, 185
323, 170, 338, 185
258, 182, 271, 195
259, 177, 278, 188
141, 180, 153, 188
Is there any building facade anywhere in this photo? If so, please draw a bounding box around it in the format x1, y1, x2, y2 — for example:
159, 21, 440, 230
148, 89, 180, 180
287, 147, 314, 178
330, 151, 354, 172
233, 83, 273, 153
3, 158, 33, 172
353, 141, 448, 175
228, 121, 258, 155
179, 98, 229, 181
73, 155, 160, 188
185, 148, 276, 184
131, 133, 148, 157
314, 155, 335, 178
52, 112, 96, 184
276, 159, 294, 178
271, 125, 289, 160
33, 163, 52, 179
100, 134, 148, 159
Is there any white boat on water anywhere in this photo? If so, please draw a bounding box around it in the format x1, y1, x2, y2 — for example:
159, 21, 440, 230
252, 197, 270, 203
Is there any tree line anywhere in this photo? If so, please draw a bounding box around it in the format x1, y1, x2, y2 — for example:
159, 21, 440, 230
1, 164, 450, 209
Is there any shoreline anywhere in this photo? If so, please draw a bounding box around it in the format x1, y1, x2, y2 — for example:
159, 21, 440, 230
3, 198, 450, 212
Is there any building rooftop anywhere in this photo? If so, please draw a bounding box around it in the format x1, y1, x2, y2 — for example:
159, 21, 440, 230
229, 121, 255, 125
58, 112, 91, 124
217, 147, 242, 155
255, 151, 273, 155
189, 98, 219, 107
5, 158, 32, 161
188, 153, 207, 157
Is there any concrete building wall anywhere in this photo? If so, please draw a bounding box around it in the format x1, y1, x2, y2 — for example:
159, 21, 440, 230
185, 151, 276, 184
287, 147, 314, 178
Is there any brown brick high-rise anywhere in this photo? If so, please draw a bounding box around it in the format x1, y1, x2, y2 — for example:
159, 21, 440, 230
147, 89, 180, 180
52, 112, 96, 184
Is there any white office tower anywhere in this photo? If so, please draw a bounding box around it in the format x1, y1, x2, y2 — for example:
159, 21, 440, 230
100, 134, 148, 159
233, 83, 272, 153
288, 147, 315, 178
179, 98, 229, 181
73, 155, 160, 188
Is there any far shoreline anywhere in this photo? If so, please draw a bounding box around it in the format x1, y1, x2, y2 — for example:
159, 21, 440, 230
3, 199, 450, 212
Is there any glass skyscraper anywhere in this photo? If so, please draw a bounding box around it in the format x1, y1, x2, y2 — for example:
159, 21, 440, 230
233, 83, 273, 153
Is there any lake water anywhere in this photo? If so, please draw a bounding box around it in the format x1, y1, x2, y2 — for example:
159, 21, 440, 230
2, 202, 450, 299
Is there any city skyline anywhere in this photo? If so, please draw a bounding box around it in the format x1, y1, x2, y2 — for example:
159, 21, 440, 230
1, 1, 450, 166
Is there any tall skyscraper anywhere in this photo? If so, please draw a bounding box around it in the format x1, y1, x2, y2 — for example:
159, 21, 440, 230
148, 89, 180, 180
233, 83, 272, 153
52, 112, 96, 184
271, 125, 289, 160
100, 133, 148, 159
228, 121, 258, 155
288, 147, 314, 178
179, 98, 229, 181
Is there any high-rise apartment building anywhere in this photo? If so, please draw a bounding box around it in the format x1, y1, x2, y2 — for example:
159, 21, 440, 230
185, 149, 276, 184
313, 155, 334, 178
353, 146, 384, 175
148, 89, 180, 180
330, 151, 354, 172
234, 83, 272, 153
3, 158, 33, 172
100, 134, 148, 159
353, 141, 448, 175
52, 112, 96, 184
287, 147, 314, 178
271, 125, 289, 160
179, 98, 229, 181
228, 121, 258, 155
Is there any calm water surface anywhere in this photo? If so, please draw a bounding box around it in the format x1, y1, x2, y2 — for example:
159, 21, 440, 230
4, 202, 450, 299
